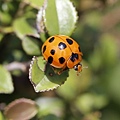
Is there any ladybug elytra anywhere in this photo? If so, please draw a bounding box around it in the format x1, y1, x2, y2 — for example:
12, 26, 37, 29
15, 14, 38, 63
42, 35, 83, 74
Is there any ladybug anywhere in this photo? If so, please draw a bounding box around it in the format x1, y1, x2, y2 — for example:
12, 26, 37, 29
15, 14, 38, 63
42, 35, 83, 75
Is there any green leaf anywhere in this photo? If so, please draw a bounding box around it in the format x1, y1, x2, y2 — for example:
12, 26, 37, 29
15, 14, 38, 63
44, 0, 78, 36
29, 56, 68, 92
36, 56, 46, 71
13, 17, 38, 39
29, 56, 45, 88
22, 35, 41, 55
0, 65, 14, 93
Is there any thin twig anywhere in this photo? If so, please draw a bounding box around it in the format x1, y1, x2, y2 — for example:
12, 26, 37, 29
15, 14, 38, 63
4, 61, 30, 72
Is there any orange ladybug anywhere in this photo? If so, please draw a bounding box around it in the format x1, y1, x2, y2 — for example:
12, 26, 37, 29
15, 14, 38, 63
42, 35, 83, 74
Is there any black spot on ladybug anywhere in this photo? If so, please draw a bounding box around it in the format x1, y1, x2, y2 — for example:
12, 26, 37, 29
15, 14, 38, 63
78, 46, 81, 52
50, 49, 55, 55
66, 38, 73, 45
48, 56, 53, 64
49, 37, 54, 43
70, 53, 79, 62
58, 42, 67, 50
75, 53, 79, 59
59, 57, 65, 64
43, 45, 46, 53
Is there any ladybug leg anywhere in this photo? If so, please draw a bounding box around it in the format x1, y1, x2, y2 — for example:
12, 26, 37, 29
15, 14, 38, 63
50, 66, 61, 75
57, 66, 68, 75
43, 57, 45, 60
51, 64, 68, 75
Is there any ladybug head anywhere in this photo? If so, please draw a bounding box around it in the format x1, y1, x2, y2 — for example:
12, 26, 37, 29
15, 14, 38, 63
74, 63, 82, 72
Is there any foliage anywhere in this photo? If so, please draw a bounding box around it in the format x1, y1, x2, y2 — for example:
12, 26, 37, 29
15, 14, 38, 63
0, 0, 120, 120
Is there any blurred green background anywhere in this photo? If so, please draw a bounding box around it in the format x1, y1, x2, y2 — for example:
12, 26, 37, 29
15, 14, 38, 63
0, 0, 120, 120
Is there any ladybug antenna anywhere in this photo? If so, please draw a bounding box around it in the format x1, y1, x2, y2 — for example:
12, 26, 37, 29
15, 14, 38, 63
82, 66, 88, 69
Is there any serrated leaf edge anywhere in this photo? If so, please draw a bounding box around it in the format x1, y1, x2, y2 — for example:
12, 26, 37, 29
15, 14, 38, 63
29, 56, 36, 81
38, 84, 60, 92
29, 56, 42, 93
29, 56, 67, 93
43, 0, 78, 36
36, 0, 48, 33
37, 75, 67, 92
56, 0, 78, 34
